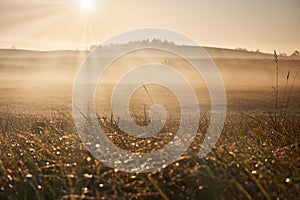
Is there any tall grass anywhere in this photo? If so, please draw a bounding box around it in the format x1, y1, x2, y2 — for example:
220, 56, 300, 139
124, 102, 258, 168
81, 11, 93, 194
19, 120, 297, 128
266, 50, 299, 131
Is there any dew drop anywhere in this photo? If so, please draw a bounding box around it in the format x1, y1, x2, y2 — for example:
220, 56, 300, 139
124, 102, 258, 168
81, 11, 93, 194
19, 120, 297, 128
83, 173, 93, 179
82, 187, 88, 193
26, 174, 33, 178
86, 157, 92, 162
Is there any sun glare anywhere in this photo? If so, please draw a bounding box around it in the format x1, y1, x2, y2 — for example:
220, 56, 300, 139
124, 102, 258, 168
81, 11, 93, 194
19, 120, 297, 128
80, 0, 93, 11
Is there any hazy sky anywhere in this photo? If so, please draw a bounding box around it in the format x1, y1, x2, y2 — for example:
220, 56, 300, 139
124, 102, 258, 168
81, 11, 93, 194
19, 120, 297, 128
0, 0, 299, 54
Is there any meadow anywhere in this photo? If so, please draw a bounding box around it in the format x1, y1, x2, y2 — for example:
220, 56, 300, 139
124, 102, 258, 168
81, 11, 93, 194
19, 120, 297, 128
0, 48, 299, 199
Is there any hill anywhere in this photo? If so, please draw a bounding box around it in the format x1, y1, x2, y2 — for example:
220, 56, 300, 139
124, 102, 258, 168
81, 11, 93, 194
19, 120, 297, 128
0, 45, 299, 60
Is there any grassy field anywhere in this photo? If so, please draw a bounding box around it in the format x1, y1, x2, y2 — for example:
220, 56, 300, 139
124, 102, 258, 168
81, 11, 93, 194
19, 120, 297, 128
0, 108, 299, 199
0, 48, 299, 199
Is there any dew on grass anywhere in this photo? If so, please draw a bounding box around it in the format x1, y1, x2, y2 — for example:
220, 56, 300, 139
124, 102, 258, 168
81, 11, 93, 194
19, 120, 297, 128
7, 174, 13, 181
99, 184, 104, 188
67, 174, 75, 178
285, 178, 291, 183
83, 173, 93, 179
251, 170, 257, 174
26, 174, 33, 178
198, 186, 204, 190
82, 187, 88, 193
114, 160, 122, 165
86, 156, 92, 162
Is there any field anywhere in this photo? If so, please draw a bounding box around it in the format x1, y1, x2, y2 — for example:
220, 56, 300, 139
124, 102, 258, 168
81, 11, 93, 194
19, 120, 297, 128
0, 48, 299, 199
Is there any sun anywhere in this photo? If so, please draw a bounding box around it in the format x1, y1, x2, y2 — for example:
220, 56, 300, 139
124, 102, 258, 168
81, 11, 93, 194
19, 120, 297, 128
80, 0, 93, 11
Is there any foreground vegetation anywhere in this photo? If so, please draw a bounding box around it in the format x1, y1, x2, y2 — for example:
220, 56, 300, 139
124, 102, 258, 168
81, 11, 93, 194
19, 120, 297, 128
0, 109, 299, 200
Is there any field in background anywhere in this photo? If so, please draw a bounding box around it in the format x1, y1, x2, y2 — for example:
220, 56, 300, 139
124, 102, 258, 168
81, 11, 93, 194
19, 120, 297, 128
0, 47, 299, 199
0, 48, 299, 116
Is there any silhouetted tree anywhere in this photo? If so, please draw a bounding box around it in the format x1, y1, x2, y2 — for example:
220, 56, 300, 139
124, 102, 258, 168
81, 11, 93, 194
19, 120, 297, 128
290, 50, 299, 57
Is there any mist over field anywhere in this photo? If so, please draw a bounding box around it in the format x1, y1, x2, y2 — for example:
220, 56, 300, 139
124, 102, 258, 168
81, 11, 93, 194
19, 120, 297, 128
0, 46, 299, 117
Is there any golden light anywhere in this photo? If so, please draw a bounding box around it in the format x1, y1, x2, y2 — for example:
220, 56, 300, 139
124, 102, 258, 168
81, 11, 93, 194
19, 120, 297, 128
80, 0, 93, 11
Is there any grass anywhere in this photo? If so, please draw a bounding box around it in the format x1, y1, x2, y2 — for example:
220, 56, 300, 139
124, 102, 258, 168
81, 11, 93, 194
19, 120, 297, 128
0, 108, 299, 199
270, 50, 300, 131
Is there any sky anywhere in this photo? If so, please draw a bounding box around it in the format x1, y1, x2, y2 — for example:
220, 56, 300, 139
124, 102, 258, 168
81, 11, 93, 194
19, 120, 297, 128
0, 0, 299, 54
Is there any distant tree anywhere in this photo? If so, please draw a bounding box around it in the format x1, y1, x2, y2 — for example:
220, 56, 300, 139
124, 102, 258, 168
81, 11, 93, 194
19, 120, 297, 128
89, 45, 97, 51
279, 53, 287, 57
235, 47, 248, 52
290, 50, 299, 57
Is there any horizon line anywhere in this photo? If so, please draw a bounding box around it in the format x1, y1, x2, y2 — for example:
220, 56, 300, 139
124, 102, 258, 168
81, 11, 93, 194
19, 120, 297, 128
0, 43, 277, 55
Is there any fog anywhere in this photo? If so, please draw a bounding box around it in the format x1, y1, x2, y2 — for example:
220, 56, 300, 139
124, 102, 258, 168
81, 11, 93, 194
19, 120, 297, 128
0, 49, 299, 118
